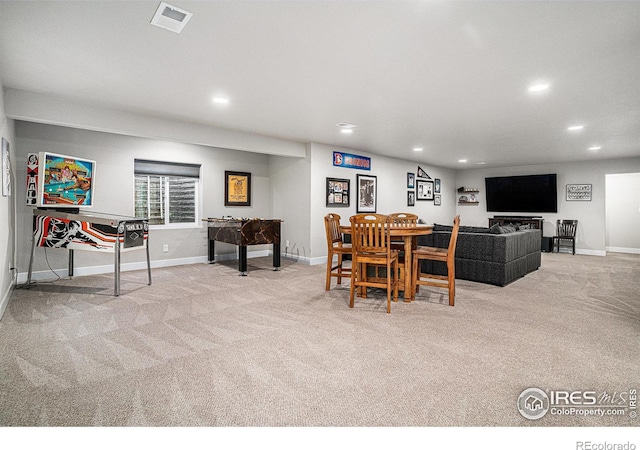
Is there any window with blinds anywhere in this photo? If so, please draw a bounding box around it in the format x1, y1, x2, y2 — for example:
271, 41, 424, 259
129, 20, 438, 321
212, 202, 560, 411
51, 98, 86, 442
134, 159, 200, 226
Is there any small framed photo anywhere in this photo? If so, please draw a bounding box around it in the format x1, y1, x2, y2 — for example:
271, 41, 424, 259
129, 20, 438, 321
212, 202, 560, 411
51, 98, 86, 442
356, 174, 377, 213
566, 184, 592, 201
435, 178, 441, 194
434, 194, 441, 206
326, 177, 350, 207
224, 171, 251, 206
407, 191, 415, 207
407, 172, 415, 189
416, 180, 434, 201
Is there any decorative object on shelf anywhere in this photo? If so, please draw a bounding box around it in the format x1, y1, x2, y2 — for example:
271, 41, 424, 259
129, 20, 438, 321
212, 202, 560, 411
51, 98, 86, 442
2, 137, 11, 197
326, 177, 350, 207
225, 171, 251, 206
434, 194, 441, 206
416, 179, 434, 200
407, 172, 415, 188
417, 166, 431, 179
435, 178, 441, 193
356, 174, 377, 213
457, 186, 479, 204
566, 184, 592, 201
407, 191, 415, 207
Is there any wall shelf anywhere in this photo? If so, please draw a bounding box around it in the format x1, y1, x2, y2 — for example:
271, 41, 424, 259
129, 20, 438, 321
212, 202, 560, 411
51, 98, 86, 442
457, 187, 479, 205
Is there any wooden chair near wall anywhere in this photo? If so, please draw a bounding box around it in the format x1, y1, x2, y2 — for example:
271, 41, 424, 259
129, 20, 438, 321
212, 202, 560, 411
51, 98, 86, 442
411, 215, 460, 306
553, 219, 578, 255
349, 214, 400, 313
324, 213, 352, 290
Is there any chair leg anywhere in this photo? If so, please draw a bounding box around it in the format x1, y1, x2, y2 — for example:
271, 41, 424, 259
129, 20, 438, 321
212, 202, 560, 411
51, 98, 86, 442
349, 262, 357, 308
386, 263, 391, 314
411, 254, 418, 301
336, 253, 343, 284
325, 252, 333, 291
447, 259, 455, 307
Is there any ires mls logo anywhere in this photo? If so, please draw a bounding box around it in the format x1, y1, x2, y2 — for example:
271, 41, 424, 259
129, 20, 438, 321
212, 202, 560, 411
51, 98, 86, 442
518, 388, 637, 420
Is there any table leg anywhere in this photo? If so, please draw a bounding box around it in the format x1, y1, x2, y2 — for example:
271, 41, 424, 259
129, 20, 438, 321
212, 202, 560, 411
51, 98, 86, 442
403, 236, 413, 301
239, 245, 248, 276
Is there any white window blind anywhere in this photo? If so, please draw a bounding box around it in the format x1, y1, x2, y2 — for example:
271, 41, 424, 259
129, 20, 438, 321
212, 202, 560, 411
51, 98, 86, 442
134, 160, 200, 226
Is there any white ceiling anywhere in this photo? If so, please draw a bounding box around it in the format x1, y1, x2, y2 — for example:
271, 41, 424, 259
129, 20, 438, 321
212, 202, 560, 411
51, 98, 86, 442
1, 1, 639, 169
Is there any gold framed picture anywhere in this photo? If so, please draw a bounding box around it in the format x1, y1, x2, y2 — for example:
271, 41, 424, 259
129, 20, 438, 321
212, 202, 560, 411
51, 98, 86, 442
225, 171, 251, 206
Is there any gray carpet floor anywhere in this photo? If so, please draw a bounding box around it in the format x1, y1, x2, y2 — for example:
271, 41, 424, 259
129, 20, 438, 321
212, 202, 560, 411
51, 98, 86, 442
0, 252, 638, 427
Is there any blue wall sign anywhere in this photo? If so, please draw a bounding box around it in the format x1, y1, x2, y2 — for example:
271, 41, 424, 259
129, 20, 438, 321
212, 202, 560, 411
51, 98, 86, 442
333, 151, 371, 170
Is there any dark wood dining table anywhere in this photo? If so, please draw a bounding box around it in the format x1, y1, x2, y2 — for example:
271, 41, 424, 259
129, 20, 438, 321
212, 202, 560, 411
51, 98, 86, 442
340, 223, 433, 301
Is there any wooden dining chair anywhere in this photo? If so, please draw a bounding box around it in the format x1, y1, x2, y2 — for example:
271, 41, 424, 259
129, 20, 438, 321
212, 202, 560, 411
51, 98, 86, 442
349, 214, 400, 313
324, 213, 352, 290
411, 215, 460, 306
553, 219, 578, 255
387, 212, 419, 284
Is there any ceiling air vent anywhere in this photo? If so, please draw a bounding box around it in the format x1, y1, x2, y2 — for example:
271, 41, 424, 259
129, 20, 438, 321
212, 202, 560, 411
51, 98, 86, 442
150, 2, 193, 34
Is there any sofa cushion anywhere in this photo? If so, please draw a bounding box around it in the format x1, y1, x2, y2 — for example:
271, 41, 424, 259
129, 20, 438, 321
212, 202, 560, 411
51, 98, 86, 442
489, 223, 517, 234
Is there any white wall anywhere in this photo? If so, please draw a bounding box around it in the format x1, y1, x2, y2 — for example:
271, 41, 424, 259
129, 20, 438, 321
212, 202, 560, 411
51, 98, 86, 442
0, 86, 17, 319
14, 121, 276, 281
606, 172, 640, 253
308, 143, 457, 264
455, 157, 640, 255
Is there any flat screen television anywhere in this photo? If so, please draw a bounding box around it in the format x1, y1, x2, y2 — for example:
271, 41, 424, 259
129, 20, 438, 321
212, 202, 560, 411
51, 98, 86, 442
30, 152, 95, 208
485, 173, 557, 213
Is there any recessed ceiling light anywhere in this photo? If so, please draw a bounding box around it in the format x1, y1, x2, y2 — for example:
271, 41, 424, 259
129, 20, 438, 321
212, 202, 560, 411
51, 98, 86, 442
413, 147, 423, 152
589, 145, 602, 151
568, 125, 584, 132
528, 82, 550, 93
212, 96, 229, 105
336, 122, 356, 129
458, 159, 468, 163
340, 129, 353, 134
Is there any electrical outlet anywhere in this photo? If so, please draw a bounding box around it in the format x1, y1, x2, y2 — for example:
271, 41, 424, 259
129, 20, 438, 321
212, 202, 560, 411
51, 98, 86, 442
163, 244, 169, 252
285, 240, 290, 247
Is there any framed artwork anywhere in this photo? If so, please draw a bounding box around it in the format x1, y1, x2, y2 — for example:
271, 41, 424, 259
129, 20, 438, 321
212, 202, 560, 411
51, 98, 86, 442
435, 178, 441, 193
407, 191, 415, 207
326, 177, 350, 207
417, 166, 431, 179
407, 172, 415, 189
416, 180, 434, 201
566, 184, 592, 201
356, 174, 377, 213
2, 138, 10, 197
224, 171, 251, 206
434, 194, 441, 206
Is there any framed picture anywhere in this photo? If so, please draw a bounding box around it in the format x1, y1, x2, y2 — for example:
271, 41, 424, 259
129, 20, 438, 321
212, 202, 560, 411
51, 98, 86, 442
326, 177, 350, 207
434, 194, 441, 206
407, 172, 415, 189
566, 184, 592, 201
356, 174, 377, 213
224, 171, 251, 206
407, 191, 415, 207
435, 178, 441, 193
416, 180, 434, 201
2, 138, 10, 197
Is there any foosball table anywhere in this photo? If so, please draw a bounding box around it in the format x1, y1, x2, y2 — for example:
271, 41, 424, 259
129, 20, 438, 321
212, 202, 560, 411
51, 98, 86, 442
204, 218, 282, 275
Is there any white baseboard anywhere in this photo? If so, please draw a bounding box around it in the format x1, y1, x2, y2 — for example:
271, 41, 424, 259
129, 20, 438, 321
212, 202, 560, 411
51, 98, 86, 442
606, 246, 640, 255
16, 250, 274, 284
0, 281, 13, 321
576, 249, 607, 257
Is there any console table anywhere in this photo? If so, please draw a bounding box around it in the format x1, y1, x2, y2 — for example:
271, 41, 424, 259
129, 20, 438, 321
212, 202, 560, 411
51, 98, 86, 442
488, 216, 543, 230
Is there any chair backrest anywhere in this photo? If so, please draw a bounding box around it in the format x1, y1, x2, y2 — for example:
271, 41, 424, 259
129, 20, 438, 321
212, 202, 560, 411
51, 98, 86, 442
324, 213, 344, 249
388, 212, 418, 227
556, 220, 578, 238
350, 214, 392, 255
448, 215, 461, 256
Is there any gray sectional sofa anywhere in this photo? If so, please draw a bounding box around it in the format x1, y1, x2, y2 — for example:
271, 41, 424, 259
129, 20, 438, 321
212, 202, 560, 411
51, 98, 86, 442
417, 224, 542, 286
